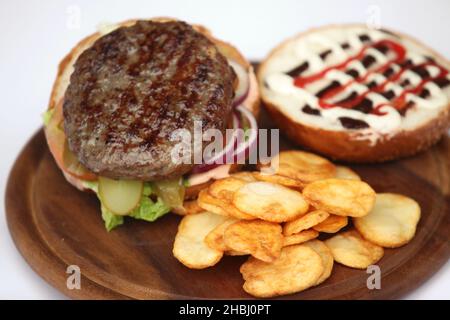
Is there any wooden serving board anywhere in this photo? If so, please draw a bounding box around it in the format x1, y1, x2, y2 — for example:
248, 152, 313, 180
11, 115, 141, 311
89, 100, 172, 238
5, 105, 450, 300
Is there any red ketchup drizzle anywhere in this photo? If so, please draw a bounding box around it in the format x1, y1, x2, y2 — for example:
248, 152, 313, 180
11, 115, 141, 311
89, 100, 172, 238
293, 39, 449, 115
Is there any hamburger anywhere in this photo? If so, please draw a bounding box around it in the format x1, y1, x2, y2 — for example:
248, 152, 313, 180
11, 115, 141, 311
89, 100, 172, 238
43, 18, 259, 231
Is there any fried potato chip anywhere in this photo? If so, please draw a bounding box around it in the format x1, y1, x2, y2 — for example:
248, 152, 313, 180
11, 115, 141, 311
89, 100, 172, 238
354, 193, 421, 248
231, 171, 257, 182
173, 212, 229, 269
335, 166, 361, 180
304, 240, 334, 285
225, 250, 247, 256
252, 172, 305, 188
197, 189, 228, 216
283, 229, 319, 247
303, 179, 376, 217
283, 210, 330, 236
325, 230, 384, 269
172, 200, 205, 216
233, 182, 309, 223
205, 218, 239, 252
208, 177, 246, 202
260, 150, 336, 183
224, 220, 283, 262
197, 189, 254, 220
313, 215, 348, 233
240, 244, 324, 297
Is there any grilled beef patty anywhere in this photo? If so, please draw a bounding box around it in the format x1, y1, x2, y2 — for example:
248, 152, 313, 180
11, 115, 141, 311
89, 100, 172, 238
63, 20, 236, 180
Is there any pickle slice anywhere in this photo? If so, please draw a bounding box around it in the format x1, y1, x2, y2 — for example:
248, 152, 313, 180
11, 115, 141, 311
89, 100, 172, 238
153, 178, 185, 209
98, 177, 143, 215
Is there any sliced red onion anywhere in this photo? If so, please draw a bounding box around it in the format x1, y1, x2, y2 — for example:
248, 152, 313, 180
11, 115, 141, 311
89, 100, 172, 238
229, 60, 250, 107
231, 105, 258, 162
189, 162, 221, 175
190, 113, 239, 174
189, 105, 258, 175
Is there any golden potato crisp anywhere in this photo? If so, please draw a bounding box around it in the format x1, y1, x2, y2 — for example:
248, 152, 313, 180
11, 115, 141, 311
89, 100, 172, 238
263, 150, 336, 183
173, 212, 228, 269
205, 218, 238, 252
224, 220, 283, 262
197, 189, 254, 220
325, 230, 384, 269
172, 200, 205, 216
283, 229, 319, 247
240, 244, 323, 297
334, 166, 361, 181
304, 240, 334, 285
354, 193, 421, 248
231, 171, 257, 182
252, 172, 305, 189
303, 179, 376, 217
233, 181, 309, 222
313, 215, 348, 233
283, 210, 329, 235
208, 177, 246, 202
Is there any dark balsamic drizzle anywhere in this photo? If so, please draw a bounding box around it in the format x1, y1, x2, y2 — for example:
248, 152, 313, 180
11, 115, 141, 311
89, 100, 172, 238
382, 67, 395, 78
366, 81, 377, 89
380, 90, 395, 100
346, 69, 359, 78
361, 55, 376, 68
286, 61, 309, 77
315, 81, 340, 98
358, 34, 371, 42
399, 101, 415, 116
339, 117, 369, 129
302, 104, 321, 116
434, 77, 450, 88
400, 79, 411, 87
419, 88, 430, 99
399, 59, 413, 68
353, 98, 373, 113
411, 65, 430, 78
319, 49, 332, 60
374, 44, 389, 54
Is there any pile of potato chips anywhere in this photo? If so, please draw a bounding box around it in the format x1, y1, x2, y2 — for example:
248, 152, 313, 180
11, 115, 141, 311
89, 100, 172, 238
172, 150, 421, 298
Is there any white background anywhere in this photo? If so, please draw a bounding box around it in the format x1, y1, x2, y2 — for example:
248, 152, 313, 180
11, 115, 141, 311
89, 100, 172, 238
0, 0, 449, 299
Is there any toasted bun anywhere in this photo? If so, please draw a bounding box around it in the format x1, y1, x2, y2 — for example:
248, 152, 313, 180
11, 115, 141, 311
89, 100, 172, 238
258, 24, 450, 163
263, 100, 450, 163
45, 18, 259, 194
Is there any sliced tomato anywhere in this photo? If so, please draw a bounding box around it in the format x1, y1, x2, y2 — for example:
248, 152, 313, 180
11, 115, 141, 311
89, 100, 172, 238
62, 141, 97, 181
45, 101, 97, 181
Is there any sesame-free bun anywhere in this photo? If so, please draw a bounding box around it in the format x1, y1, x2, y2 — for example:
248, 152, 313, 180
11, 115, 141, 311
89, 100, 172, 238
258, 24, 450, 163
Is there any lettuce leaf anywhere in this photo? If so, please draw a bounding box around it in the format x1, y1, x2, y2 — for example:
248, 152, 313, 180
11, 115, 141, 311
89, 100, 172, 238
42, 109, 54, 126
129, 196, 170, 222
182, 177, 190, 187
82, 180, 98, 193
82, 180, 170, 231
101, 205, 124, 231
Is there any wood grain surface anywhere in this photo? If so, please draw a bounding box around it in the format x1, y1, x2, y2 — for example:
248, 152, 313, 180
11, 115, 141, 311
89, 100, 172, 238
5, 108, 450, 300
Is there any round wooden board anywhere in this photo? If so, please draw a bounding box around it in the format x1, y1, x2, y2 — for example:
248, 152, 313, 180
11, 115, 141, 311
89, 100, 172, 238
6, 112, 450, 299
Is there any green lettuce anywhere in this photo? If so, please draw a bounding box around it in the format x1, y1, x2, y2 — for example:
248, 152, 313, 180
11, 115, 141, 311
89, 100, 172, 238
42, 109, 54, 126
82, 181, 170, 232
182, 177, 190, 187
129, 196, 170, 222
101, 205, 124, 231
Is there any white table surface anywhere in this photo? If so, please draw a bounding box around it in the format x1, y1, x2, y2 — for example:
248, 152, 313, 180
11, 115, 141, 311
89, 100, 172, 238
0, 0, 449, 299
